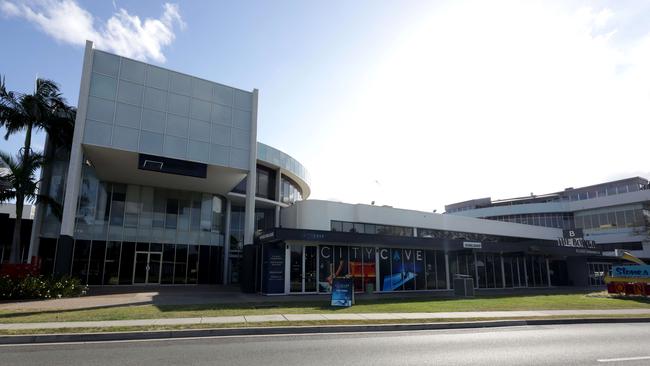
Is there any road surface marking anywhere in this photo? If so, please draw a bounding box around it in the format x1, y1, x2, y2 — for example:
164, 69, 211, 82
597, 356, 650, 363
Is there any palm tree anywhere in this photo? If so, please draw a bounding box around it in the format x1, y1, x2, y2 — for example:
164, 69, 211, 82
0, 151, 60, 263
0, 76, 74, 263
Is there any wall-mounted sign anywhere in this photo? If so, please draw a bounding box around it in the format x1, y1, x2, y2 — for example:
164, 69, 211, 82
331, 278, 354, 307
612, 265, 650, 279
463, 241, 482, 249
557, 229, 596, 249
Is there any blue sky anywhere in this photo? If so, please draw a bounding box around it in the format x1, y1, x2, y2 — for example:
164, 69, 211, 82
1, 0, 650, 212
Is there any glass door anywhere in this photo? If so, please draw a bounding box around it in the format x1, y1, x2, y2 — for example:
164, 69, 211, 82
132, 251, 163, 284
288, 244, 318, 293
133, 252, 148, 284
289, 244, 302, 293
148, 253, 162, 284
304, 246, 317, 293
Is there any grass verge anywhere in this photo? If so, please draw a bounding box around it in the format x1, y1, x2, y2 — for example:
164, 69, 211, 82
1, 292, 649, 324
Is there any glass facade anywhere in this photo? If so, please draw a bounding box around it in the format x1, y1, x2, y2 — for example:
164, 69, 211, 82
485, 213, 574, 229
330, 221, 414, 237
309, 245, 550, 293
232, 165, 278, 201
45, 164, 227, 245
280, 176, 303, 204
574, 206, 646, 230
44, 239, 223, 285
37, 159, 227, 285
587, 262, 611, 286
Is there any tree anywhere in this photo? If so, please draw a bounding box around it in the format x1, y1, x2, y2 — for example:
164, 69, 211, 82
0, 151, 60, 263
0, 77, 74, 263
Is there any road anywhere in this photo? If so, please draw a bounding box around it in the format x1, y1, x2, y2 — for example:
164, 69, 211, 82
2, 323, 649, 365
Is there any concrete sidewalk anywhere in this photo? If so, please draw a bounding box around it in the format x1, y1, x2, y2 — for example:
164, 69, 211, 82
3, 308, 650, 330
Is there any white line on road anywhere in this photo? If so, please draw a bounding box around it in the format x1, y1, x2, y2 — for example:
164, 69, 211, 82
597, 356, 650, 363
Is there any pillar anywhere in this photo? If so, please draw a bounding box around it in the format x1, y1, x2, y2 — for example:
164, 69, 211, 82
55, 40, 94, 275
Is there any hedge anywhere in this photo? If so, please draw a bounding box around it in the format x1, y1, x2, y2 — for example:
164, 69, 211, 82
0, 275, 87, 300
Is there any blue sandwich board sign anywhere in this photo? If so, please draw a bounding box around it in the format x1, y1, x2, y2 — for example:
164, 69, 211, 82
331, 278, 354, 307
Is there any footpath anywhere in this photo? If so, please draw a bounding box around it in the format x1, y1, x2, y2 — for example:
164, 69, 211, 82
3, 308, 650, 330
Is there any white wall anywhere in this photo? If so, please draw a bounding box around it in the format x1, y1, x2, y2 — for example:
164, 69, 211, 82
281, 200, 562, 240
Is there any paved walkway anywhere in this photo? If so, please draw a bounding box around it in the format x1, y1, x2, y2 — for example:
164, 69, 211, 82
2, 309, 650, 330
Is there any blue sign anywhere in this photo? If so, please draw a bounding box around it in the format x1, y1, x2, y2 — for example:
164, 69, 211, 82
262, 243, 285, 294
331, 278, 354, 307
612, 265, 650, 278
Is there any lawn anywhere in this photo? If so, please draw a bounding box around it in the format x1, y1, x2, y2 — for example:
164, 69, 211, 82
1, 292, 649, 324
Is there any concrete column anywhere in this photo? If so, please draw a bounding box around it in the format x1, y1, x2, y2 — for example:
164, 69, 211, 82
500, 254, 506, 288
55, 41, 93, 275
445, 253, 450, 290
243, 89, 259, 246
60, 40, 94, 239
222, 199, 232, 284
473, 252, 479, 289
274, 168, 282, 227
546, 258, 552, 287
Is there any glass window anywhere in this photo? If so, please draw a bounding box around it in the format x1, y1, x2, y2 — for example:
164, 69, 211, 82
87, 241, 106, 285
109, 185, 126, 226
178, 198, 191, 232
103, 241, 121, 285
365, 224, 377, 235
124, 185, 140, 228
187, 245, 199, 284
211, 196, 224, 233
174, 244, 188, 284
190, 197, 201, 231
166, 198, 178, 229
331, 221, 342, 232
354, 223, 364, 234
342, 222, 354, 232
71, 240, 91, 284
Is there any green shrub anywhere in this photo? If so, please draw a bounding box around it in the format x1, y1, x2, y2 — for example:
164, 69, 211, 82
0, 275, 87, 300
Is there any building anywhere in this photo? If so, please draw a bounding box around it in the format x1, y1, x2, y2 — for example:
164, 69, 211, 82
25, 41, 623, 294
445, 177, 650, 286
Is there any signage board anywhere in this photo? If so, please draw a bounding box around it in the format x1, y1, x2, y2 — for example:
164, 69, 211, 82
330, 278, 354, 307
463, 241, 482, 249
261, 243, 285, 294
612, 265, 650, 279
557, 229, 596, 249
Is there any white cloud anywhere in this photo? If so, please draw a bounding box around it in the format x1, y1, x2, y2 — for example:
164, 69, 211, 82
0, 0, 184, 62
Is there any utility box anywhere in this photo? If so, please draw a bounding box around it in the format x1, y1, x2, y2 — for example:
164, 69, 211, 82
453, 274, 475, 297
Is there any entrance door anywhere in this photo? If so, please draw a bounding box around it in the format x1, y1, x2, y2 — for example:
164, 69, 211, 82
288, 244, 318, 293
133, 251, 163, 284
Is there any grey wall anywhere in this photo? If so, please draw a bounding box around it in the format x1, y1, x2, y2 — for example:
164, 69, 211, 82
82, 50, 253, 170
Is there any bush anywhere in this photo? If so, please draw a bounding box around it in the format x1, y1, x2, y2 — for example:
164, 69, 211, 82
0, 275, 87, 300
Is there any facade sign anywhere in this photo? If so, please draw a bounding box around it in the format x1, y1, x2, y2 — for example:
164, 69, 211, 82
557, 229, 596, 249
612, 265, 650, 278
261, 243, 285, 294
463, 241, 482, 249
331, 278, 354, 307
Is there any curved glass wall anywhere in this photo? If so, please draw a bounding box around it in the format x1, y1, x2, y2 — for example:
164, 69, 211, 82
257, 142, 310, 187
281, 176, 303, 204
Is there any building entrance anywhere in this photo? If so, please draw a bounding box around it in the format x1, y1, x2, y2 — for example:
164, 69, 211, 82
133, 251, 162, 284
288, 244, 317, 293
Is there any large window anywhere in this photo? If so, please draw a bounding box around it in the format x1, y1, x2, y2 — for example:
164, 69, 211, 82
574, 207, 646, 230
330, 221, 414, 237
485, 213, 574, 229
71, 165, 226, 246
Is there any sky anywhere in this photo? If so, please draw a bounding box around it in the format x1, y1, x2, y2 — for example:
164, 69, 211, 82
1, 0, 650, 213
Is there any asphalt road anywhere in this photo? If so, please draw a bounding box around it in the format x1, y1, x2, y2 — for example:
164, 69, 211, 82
2, 323, 649, 366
